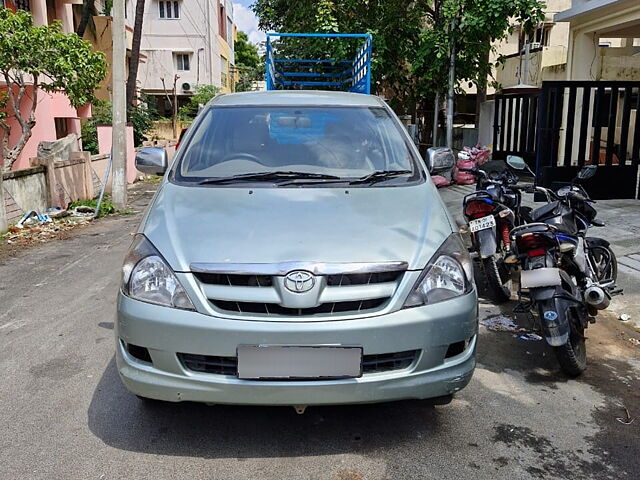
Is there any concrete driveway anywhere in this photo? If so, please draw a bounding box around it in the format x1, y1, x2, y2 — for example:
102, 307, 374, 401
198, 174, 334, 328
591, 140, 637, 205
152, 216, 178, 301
0, 184, 638, 480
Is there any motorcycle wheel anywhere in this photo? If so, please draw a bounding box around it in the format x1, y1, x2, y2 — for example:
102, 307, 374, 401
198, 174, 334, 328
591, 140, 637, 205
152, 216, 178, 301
590, 246, 617, 285
553, 310, 587, 377
481, 255, 511, 303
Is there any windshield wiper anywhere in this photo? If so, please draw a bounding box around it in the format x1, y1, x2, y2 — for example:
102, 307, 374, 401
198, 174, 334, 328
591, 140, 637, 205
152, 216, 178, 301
349, 170, 412, 185
197, 171, 342, 185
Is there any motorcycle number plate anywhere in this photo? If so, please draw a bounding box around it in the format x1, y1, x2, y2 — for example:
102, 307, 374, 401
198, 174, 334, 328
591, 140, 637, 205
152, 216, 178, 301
520, 268, 562, 288
469, 215, 496, 233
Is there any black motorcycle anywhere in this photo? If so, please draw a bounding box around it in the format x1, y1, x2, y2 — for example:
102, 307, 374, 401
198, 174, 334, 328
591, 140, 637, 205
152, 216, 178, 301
460, 163, 531, 303
508, 159, 619, 376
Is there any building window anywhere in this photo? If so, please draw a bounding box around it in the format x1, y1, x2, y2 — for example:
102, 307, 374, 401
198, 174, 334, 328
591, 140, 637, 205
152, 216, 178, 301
54, 118, 69, 140
219, 4, 226, 38
226, 16, 233, 46
176, 53, 190, 71
159, 1, 179, 19
519, 24, 551, 52
220, 57, 228, 87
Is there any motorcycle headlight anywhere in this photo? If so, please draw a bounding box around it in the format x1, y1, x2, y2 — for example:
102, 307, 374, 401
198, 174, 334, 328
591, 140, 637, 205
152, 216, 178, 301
403, 233, 473, 307
121, 235, 195, 310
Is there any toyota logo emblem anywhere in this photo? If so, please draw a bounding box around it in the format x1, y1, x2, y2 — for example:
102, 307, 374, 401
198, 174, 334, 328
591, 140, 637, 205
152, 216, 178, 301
284, 270, 316, 293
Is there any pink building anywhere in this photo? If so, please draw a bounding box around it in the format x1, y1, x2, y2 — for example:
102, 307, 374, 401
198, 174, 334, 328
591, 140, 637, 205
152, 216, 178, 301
2, 0, 91, 170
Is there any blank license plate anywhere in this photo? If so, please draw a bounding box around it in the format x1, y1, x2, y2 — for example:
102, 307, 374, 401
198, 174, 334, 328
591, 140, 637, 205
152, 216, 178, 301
520, 268, 562, 288
469, 215, 496, 232
237, 345, 362, 380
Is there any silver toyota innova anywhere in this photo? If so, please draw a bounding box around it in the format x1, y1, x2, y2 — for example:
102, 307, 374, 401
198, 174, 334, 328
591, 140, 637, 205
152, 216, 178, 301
116, 91, 478, 409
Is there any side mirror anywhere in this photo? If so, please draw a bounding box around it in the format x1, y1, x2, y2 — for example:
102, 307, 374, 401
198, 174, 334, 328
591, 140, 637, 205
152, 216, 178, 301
135, 147, 168, 176
426, 147, 455, 174
506, 155, 526, 170
577, 165, 597, 180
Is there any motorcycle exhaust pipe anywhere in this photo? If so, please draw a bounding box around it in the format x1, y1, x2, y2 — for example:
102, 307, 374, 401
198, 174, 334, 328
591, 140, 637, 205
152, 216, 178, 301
585, 286, 610, 310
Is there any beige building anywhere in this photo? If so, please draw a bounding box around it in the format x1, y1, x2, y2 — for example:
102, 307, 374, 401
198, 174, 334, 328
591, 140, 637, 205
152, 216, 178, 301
492, 0, 573, 90
491, 0, 640, 89
137, 0, 236, 116
556, 0, 640, 81
80, 0, 137, 102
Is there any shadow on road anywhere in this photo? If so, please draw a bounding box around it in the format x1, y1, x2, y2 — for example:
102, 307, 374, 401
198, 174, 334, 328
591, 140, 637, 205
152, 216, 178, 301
87, 358, 444, 459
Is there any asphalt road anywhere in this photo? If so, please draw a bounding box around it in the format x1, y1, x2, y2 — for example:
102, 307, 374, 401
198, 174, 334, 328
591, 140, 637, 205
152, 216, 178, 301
1, 184, 639, 480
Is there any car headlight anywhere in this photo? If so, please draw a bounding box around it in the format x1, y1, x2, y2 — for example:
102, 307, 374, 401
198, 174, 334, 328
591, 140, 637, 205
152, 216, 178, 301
121, 235, 195, 310
403, 233, 473, 307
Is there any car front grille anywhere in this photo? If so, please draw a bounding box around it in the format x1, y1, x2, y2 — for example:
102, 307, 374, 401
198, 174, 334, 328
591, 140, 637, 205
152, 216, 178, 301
191, 262, 407, 318
177, 353, 237, 376
210, 298, 387, 316
178, 350, 419, 377
193, 273, 274, 287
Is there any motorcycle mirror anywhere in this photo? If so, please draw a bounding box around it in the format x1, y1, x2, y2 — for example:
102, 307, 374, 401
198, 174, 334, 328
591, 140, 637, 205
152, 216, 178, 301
577, 165, 597, 181
506, 155, 526, 170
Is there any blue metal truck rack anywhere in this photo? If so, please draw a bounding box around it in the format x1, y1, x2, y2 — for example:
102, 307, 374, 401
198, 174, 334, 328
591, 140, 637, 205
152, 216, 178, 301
265, 33, 372, 94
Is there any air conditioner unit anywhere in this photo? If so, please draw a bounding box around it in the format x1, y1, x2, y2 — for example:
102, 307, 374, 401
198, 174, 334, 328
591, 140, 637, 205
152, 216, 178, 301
521, 42, 542, 53
182, 82, 194, 93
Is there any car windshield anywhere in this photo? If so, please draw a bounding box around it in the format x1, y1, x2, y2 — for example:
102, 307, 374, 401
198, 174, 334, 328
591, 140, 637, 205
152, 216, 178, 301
173, 106, 421, 185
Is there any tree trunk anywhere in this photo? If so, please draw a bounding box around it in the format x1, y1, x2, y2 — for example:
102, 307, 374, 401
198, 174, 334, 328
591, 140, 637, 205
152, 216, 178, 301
0, 130, 7, 233
475, 41, 491, 120
2, 73, 38, 171
126, 0, 146, 107
76, 0, 95, 38
446, 20, 456, 149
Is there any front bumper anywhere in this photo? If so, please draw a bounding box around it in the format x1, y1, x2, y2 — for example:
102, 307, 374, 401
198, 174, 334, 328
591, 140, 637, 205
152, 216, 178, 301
115, 290, 478, 405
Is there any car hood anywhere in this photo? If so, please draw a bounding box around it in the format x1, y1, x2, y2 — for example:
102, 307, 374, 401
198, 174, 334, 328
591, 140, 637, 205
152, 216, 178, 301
141, 181, 454, 272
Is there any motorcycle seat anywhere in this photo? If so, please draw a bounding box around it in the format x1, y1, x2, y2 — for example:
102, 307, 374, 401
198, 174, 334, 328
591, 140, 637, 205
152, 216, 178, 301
531, 201, 560, 222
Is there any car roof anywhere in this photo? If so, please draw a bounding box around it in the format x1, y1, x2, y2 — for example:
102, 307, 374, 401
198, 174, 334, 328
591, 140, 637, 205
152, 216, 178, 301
209, 90, 385, 108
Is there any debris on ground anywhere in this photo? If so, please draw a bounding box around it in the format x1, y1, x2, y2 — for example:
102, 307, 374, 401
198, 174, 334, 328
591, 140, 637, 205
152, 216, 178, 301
47, 207, 70, 219
2, 217, 91, 247
15, 210, 52, 228
69, 198, 115, 217
616, 406, 635, 425
70, 206, 95, 217
619, 313, 631, 322
481, 315, 524, 333
517, 333, 543, 341
628, 338, 640, 347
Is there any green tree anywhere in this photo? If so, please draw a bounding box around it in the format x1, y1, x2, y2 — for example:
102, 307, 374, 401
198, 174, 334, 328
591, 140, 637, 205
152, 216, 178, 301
413, 0, 545, 99
80, 99, 110, 155
0, 9, 107, 170
252, 0, 544, 118
126, 0, 146, 107
75, 0, 96, 38
234, 30, 264, 92
178, 85, 219, 120
81, 96, 157, 154
252, 0, 423, 113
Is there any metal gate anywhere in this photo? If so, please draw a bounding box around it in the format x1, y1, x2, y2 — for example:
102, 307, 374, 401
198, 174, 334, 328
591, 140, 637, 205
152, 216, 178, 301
494, 81, 640, 199
493, 90, 540, 169
537, 81, 640, 199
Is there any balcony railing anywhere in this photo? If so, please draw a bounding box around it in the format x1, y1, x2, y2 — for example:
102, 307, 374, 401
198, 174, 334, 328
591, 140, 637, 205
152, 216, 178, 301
2, 0, 31, 12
